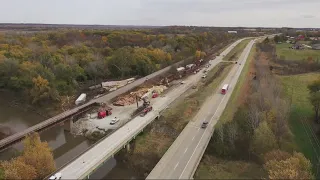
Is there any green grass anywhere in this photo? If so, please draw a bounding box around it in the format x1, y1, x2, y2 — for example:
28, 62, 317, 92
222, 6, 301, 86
218, 43, 256, 125
195, 155, 266, 179
276, 43, 320, 61
280, 73, 320, 167
223, 39, 251, 61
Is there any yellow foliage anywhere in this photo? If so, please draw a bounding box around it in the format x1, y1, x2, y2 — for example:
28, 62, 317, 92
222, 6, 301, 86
264, 149, 291, 162
264, 151, 313, 179
195, 50, 201, 60
102, 36, 108, 43
22, 133, 56, 179
1, 157, 37, 179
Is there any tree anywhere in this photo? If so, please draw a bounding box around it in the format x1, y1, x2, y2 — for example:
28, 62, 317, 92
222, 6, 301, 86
264, 149, 291, 162
30, 76, 51, 104
21, 133, 56, 179
250, 121, 277, 157
195, 50, 201, 60
308, 79, 320, 122
0, 157, 37, 180
264, 152, 313, 179
309, 92, 320, 123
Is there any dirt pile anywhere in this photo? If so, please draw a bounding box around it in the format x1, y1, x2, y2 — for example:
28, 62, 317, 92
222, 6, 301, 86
113, 88, 150, 106
113, 86, 167, 106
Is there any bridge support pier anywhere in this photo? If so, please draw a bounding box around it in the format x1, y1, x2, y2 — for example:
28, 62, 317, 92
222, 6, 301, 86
126, 143, 131, 152
64, 118, 74, 132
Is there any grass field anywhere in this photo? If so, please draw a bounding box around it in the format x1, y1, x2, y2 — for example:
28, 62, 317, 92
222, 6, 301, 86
223, 39, 251, 61
276, 43, 320, 61
218, 43, 256, 125
195, 155, 266, 179
280, 73, 320, 169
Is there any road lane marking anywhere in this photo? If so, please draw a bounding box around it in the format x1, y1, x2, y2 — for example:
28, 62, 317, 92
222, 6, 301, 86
178, 40, 255, 179
174, 162, 179, 170
191, 136, 195, 141
184, 148, 188, 154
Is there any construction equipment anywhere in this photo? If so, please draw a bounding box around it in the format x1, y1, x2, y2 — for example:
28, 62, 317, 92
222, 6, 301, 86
97, 103, 112, 119
140, 106, 153, 117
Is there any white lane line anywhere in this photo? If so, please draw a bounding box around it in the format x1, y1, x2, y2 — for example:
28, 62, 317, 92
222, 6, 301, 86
174, 162, 179, 170
178, 40, 255, 179
184, 148, 188, 154
191, 136, 195, 141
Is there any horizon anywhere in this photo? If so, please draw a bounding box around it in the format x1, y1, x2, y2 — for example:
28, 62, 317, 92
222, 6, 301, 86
1, 0, 320, 28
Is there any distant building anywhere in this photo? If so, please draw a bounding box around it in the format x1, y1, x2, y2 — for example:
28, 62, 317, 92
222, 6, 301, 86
312, 44, 320, 50
243, 28, 257, 31
227, 31, 237, 34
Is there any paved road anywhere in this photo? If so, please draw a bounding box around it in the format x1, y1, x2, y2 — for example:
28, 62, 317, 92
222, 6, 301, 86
55, 39, 248, 179
147, 39, 257, 179
0, 48, 197, 151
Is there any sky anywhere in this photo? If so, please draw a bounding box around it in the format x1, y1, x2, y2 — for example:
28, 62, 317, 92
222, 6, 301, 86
0, 0, 320, 28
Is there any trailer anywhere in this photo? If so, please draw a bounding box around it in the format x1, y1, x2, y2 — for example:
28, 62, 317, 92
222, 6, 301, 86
75, 93, 86, 105
221, 84, 229, 95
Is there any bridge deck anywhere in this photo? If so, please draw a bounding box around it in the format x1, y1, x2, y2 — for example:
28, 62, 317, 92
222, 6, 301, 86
0, 57, 188, 151
0, 102, 96, 149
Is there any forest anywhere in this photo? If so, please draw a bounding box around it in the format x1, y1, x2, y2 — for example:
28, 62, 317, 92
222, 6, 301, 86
0, 27, 245, 106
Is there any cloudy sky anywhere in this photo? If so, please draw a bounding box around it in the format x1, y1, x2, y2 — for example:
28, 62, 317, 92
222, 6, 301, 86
1, 0, 320, 28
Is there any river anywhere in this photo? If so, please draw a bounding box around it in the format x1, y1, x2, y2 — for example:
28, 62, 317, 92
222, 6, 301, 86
0, 96, 136, 179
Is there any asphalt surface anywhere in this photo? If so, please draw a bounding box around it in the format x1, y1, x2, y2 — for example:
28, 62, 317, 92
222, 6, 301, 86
55, 39, 248, 179
147, 39, 257, 179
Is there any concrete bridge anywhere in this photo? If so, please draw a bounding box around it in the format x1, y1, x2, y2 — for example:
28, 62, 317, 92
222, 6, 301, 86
0, 55, 197, 152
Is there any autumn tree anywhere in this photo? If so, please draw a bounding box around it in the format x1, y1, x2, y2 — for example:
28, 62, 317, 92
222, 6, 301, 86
250, 121, 277, 157
21, 133, 56, 179
264, 149, 291, 162
0, 157, 37, 180
0, 133, 55, 179
30, 75, 56, 104
264, 152, 313, 179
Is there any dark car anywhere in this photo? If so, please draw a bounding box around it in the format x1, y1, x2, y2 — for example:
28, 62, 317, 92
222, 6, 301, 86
201, 121, 208, 128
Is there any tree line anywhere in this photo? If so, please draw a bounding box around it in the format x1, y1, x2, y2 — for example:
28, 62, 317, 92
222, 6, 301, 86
0, 28, 238, 105
208, 40, 313, 179
0, 133, 55, 179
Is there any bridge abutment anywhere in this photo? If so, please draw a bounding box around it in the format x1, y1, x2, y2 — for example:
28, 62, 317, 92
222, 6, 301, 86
64, 118, 74, 132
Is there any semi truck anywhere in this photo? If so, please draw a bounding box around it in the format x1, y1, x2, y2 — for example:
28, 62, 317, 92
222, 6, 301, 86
221, 84, 229, 95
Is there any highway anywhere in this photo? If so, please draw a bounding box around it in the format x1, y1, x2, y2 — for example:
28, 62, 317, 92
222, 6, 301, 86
147, 39, 257, 179
54, 38, 248, 179
0, 47, 203, 151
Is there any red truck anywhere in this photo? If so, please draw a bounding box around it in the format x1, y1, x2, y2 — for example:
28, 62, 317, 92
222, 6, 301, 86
140, 106, 153, 117
221, 84, 229, 95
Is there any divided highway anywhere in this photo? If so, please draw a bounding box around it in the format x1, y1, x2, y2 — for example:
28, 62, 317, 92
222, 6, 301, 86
147, 39, 257, 179
54, 38, 248, 179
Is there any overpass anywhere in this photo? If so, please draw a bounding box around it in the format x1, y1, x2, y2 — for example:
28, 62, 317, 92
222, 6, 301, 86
49, 39, 247, 179
147, 39, 257, 179
0, 50, 206, 151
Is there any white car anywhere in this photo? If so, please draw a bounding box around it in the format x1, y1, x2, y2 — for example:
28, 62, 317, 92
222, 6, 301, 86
110, 117, 120, 125
202, 75, 207, 78
49, 173, 62, 180
180, 81, 186, 84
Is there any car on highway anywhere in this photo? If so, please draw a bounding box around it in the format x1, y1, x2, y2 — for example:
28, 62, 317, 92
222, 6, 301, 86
49, 172, 62, 180
110, 117, 120, 125
201, 121, 208, 128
